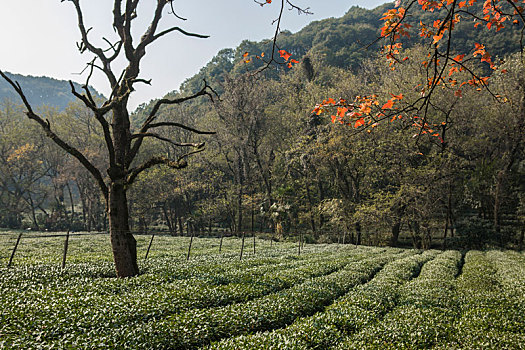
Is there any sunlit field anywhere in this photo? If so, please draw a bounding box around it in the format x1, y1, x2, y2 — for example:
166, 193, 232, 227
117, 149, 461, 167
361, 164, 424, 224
0, 231, 524, 349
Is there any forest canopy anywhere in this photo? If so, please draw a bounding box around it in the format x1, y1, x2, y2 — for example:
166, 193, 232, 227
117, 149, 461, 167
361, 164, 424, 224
1, 2, 523, 252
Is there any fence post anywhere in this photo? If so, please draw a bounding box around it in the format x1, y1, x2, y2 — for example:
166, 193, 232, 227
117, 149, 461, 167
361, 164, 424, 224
144, 233, 155, 262
240, 232, 245, 260
253, 231, 256, 254
298, 232, 302, 255
219, 232, 224, 253
61, 229, 70, 269
7, 232, 23, 268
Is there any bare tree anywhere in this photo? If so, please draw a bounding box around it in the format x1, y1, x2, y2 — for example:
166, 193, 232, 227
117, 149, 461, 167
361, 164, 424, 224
0, 0, 215, 277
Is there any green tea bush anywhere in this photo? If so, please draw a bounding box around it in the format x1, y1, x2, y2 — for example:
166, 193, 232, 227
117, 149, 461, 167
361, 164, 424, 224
210, 250, 437, 349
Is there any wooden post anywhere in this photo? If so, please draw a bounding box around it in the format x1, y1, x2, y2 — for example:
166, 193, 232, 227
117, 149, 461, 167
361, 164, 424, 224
7, 232, 23, 268
61, 229, 70, 269
144, 233, 155, 261
187, 230, 194, 261
298, 233, 301, 255
240, 231, 245, 260
253, 231, 256, 254
219, 231, 224, 253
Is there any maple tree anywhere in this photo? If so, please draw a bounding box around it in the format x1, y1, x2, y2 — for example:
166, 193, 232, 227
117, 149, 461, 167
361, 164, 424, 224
313, 0, 524, 144
243, 0, 308, 70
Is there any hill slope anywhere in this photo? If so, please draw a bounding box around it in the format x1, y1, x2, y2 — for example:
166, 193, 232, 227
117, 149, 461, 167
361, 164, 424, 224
0, 72, 103, 111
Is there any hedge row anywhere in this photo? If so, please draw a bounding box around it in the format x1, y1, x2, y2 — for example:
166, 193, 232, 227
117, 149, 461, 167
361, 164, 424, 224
341, 250, 462, 349
0, 245, 370, 349
437, 251, 525, 349
107, 248, 409, 349
209, 249, 437, 349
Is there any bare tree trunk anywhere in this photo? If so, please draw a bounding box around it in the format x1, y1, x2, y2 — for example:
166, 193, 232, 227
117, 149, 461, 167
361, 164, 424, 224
162, 205, 175, 236
108, 183, 138, 277
178, 216, 184, 236
251, 201, 255, 233
237, 184, 243, 233
27, 194, 40, 231
355, 222, 361, 245
187, 228, 194, 261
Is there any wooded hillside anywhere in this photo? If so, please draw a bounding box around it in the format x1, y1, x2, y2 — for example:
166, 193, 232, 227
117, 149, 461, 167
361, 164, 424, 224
1, 3, 523, 249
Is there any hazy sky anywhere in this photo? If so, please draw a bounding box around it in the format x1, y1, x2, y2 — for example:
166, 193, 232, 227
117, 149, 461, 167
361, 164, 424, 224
0, 1, 388, 109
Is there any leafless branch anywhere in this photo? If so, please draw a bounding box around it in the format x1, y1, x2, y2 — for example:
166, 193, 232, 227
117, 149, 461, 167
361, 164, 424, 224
130, 132, 206, 148
145, 122, 216, 134
167, 1, 188, 21
127, 155, 191, 185
126, 80, 215, 166
0, 70, 109, 200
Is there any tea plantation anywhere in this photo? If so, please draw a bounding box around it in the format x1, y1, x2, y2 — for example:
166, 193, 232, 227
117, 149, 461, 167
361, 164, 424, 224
0, 232, 524, 349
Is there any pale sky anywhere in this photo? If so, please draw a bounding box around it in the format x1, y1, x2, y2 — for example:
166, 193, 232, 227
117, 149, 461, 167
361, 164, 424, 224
0, 1, 388, 110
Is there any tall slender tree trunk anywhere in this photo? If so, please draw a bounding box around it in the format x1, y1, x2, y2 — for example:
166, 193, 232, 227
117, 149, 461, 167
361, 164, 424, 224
355, 221, 362, 245
108, 182, 138, 277
237, 185, 243, 233
305, 182, 317, 233
162, 205, 175, 235
27, 194, 40, 231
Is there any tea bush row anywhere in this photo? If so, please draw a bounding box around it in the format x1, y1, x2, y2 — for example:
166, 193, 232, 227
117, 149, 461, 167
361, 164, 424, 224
209, 250, 437, 349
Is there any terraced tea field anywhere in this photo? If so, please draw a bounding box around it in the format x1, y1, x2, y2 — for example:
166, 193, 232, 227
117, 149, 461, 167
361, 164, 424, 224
0, 232, 524, 349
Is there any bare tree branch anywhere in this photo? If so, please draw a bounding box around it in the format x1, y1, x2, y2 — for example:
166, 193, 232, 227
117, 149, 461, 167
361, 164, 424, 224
126, 156, 189, 185
145, 122, 216, 134
68, 0, 118, 87
0, 70, 109, 200
130, 132, 206, 148
127, 81, 215, 165
151, 26, 209, 42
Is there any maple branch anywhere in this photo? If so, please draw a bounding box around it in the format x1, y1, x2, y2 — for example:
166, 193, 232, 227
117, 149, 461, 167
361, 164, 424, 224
256, 0, 286, 73
505, 0, 525, 26
0, 70, 109, 201
285, 1, 312, 15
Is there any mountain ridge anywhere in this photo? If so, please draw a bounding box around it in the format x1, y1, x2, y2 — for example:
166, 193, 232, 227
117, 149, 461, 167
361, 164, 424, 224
0, 71, 104, 111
